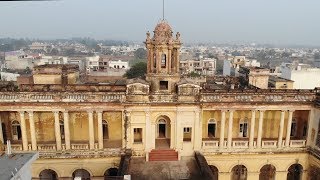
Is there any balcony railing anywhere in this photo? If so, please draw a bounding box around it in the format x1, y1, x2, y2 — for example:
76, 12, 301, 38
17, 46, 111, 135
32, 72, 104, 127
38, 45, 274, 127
290, 140, 306, 148
37, 144, 56, 151
262, 140, 278, 148
202, 140, 219, 149
71, 143, 89, 150
232, 141, 249, 148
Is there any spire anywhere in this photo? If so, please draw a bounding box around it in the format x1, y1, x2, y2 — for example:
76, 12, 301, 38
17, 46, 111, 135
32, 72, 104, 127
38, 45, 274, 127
163, 0, 165, 20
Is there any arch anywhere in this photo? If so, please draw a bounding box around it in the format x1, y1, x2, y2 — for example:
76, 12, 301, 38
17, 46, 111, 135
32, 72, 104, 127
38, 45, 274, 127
209, 165, 219, 180
11, 120, 21, 140
72, 169, 91, 180
287, 164, 303, 180
259, 164, 276, 180
231, 165, 248, 180
158, 119, 167, 124
39, 169, 58, 180
208, 118, 216, 124
104, 167, 119, 177
161, 54, 166, 68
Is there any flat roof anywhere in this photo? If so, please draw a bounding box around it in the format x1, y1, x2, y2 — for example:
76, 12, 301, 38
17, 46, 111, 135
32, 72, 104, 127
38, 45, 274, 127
0, 152, 38, 180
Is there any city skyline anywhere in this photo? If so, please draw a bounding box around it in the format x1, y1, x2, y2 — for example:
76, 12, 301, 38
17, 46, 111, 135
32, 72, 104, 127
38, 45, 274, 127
0, 0, 320, 46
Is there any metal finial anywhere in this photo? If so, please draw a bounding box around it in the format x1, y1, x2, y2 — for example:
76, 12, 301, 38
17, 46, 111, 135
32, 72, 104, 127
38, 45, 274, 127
163, 0, 165, 20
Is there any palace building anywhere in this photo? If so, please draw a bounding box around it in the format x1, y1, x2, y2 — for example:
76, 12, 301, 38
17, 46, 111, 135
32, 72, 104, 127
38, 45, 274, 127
0, 20, 320, 180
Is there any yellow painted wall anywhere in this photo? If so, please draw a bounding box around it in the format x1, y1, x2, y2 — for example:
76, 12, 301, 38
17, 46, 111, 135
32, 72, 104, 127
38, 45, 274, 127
33, 112, 55, 142
102, 112, 122, 141
69, 112, 89, 142
33, 74, 61, 84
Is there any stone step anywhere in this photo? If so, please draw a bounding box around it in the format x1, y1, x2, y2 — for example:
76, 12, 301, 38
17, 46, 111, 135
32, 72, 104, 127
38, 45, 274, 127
149, 149, 178, 161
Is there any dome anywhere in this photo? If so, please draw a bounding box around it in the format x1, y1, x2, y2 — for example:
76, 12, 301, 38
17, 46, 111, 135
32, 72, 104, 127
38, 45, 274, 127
152, 20, 173, 43
154, 21, 172, 33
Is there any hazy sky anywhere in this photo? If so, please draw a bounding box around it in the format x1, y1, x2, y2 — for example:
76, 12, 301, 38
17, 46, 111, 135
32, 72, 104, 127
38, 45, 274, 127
0, 0, 320, 45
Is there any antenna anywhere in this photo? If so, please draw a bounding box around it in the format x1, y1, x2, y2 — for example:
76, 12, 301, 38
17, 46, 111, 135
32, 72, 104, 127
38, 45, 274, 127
163, 0, 165, 20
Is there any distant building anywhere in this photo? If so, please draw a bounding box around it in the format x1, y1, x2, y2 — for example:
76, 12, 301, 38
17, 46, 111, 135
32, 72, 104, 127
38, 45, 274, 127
180, 58, 216, 76
17, 64, 79, 85
268, 76, 294, 89
280, 62, 320, 89
109, 60, 129, 70
223, 56, 260, 76
239, 66, 270, 89
86, 56, 100, 72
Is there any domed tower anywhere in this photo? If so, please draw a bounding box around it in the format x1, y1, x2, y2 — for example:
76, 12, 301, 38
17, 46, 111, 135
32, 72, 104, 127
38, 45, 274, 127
145, 20, 182, 93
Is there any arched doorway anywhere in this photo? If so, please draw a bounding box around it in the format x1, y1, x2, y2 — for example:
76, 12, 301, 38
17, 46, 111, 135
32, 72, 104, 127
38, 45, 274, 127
209, 165, 219, 180
231, 165, 247, 180
11, 120, 21, 140
39, 169, 58, 180
102, 120, 109, 140
157, 119, 166, 138
155, 116, 171, 149
259, 164, 276, 180
72, 169, 90, 180
104, 168, 118, 179
287, 164, 303, 180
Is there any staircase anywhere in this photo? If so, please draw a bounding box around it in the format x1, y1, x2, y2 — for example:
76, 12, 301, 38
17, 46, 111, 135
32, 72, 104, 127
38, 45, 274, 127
149, 149, 178, 161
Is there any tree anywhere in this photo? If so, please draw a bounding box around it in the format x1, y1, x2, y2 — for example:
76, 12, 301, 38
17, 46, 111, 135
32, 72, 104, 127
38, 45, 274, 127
134, 48, 147, 59
124, 62, 147, 79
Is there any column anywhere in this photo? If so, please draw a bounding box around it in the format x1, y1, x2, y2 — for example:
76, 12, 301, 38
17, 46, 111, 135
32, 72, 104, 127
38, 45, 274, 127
249, 110, 256, 149
88, 111, 94, 149
53, 111, 62, 151
28, 111, 37, 151
176, 49, 180, 73
0, 116, 3, 144
194, 110, 201, 151
124, 111, 131, 149
278, 110, 285, 148
285, 110, 294, 147
170, 120, 175, 149
219, 110, 226, 149
19, 112, 28, 151
97, 111, 103, 149
227, 110, 234, 149
168, 49, 172, 74
157, 50, 161, 73
257, 110, 265, 148
176, 111, 182, 150
63, 111, 70, 150
145, 111, 151, 151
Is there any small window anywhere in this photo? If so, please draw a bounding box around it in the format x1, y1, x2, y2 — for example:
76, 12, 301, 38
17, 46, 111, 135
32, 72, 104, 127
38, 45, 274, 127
160, 81, 168, 90
59, 120, 65, 140
134, 128, 142, 143
208, 119, 216, 138
302, 122, 307, 137
290, 120, 297, 137
153, 53, 157, 68
183, 127, 192, 141
239, 121, 248, 138
12, 120, 22, 140
161, 54, 166, 68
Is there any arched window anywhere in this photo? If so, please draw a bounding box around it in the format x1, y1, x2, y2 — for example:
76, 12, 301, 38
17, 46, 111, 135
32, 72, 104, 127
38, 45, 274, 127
209, 165, 219, 180
232, 165, 247, 180
208, 119, 216, 138
153, 53, 157, 68
259, 164, 276, 180
103, 120, 109, 140
59, 120, 65, 140
39, 169, 58, 180
161, 54, 166, 68
287, 164, 303, 180
72, 169, 90, 180
239, 119, 248, 138
11, 120, 21, 140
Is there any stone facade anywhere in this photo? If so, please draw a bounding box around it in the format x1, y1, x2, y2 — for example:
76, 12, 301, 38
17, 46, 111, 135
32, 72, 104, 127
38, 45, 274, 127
0, 21, 319, 179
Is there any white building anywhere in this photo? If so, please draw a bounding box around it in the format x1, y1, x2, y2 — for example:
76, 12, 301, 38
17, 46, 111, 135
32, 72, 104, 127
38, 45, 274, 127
180, 58, 216, 76
0, 72, 20, 81
280, 62, 320, 89
86, 56, 100, 72
223, 56, 260, 76
108, 60, 129, 69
